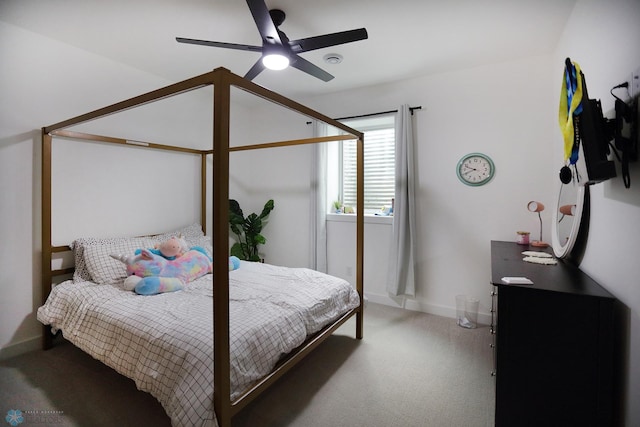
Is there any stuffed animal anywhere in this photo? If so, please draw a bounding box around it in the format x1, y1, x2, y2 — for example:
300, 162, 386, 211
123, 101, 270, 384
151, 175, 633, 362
135, 236, 189, 260
111, 249, 241, 296
122, 275, 184, 295
111, 248, 212, 295
229, 255, 241, 271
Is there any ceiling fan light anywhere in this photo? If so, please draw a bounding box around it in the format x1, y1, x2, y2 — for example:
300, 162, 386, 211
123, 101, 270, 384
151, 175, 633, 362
262, 54, 290, 70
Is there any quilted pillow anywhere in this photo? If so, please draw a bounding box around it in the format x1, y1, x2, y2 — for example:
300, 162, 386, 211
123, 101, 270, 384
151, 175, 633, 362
189, 235, 213, 259
71, 224, 206, 284
83, 238, 156, 285
71, 236, 153, 283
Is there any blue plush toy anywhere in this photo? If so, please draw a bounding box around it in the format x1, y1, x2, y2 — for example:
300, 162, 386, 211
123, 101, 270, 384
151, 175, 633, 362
229, 255, 241, 271
111, 248, 240, 296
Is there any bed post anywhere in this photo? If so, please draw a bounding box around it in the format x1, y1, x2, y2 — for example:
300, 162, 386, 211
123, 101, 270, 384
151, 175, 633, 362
212, 69, 232, 427
355, 135, 364, 340
41, 129, 54, 350
201, 152, 208, 235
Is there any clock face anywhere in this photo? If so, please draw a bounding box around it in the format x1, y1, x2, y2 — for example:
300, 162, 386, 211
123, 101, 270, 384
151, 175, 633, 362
456, 153, 495, 186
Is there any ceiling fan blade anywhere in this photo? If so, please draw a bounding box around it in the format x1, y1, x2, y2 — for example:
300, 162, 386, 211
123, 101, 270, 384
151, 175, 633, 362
244, 58, 266, 81
289, 28, 368, 53
290, 55, 334, 82
176, 37, 262, 52
246, 0, 281, 44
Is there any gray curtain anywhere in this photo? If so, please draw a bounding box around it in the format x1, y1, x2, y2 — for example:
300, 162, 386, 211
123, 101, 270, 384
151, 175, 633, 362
310, 121, 328, 272
386, 105, 417, 296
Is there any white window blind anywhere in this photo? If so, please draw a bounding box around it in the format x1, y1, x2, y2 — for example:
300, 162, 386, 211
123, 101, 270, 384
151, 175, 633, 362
341, 118, 395, 213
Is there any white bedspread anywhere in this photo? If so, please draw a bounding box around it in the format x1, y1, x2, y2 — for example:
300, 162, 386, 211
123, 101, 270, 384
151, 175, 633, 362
37, 261, 360, 427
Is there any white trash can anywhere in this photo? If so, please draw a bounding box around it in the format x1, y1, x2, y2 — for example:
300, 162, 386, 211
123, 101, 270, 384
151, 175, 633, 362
456, 295, 479, 329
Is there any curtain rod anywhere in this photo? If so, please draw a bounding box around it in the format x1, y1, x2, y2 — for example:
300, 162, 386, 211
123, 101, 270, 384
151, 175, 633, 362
306, 105, 422, 125
336, 106, 422, 121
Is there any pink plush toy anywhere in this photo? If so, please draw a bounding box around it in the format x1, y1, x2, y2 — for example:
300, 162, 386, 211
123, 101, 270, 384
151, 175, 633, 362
134, 236, 189, 260
155, 236, 189, 259
111, 248, 212, 295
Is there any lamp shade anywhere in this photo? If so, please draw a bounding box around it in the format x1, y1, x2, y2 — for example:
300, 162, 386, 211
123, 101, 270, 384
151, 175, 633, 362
527, 201, 544, 213
559, 204, 576, 216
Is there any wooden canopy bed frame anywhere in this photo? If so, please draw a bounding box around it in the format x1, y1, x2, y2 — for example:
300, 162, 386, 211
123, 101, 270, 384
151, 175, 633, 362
41, 67, 364, 427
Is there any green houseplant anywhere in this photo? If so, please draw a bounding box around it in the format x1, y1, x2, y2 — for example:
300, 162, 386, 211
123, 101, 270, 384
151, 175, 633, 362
229, 199, 274, 261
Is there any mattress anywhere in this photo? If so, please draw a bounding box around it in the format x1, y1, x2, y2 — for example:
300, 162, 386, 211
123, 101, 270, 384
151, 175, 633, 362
37, 260, 360, 427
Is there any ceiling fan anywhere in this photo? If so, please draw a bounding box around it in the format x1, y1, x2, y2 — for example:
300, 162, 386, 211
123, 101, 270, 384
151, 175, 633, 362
176, 0, 368, 82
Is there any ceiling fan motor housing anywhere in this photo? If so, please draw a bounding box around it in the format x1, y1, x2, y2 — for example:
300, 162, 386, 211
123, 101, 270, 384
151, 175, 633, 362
269, 9, 286, 27
176, 0, 367, 81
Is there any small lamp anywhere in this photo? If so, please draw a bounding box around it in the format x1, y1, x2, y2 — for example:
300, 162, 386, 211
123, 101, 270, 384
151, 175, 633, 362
558, 204, 576, 223
527, 201, 549, 247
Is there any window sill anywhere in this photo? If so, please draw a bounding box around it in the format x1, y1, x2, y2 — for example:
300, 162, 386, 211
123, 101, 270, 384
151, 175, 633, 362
326, 213, 393, 225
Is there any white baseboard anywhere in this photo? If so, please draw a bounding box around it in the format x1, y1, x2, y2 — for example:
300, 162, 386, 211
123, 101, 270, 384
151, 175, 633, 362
0, 335, 41, 361
364, 292, 492, 326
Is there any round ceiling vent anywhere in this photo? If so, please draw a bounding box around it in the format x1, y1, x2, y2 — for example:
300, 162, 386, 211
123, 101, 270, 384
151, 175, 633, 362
323, 53, 343, 64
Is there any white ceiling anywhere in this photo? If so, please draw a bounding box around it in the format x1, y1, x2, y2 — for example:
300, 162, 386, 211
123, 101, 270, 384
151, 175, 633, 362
1, 0, 577, 100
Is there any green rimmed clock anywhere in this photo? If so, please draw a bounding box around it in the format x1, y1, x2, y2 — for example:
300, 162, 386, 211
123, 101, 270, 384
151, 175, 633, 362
456, 153, 495, 186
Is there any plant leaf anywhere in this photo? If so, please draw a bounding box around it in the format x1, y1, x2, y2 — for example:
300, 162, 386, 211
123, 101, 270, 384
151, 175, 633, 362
229, 213, 244, 226
228, 199, 273, 262
245, 215, 262, 236
229, 199, 244, 219
230, 243, 245, 259
259, 199, 275, 219
230, 223, 242, 236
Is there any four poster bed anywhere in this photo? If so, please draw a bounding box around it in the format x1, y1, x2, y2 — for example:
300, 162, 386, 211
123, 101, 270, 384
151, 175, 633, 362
38, 67, 365, 427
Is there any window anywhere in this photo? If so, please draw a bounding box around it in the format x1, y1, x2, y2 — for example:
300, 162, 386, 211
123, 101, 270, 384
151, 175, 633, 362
328, 114, 395, 214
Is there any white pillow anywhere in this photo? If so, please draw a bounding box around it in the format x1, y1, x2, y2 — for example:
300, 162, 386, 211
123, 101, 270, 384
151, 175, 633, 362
83, 237, 156, 285
71, 235, 151, 283
190, 235, 213, 258
71, 224, 205, 284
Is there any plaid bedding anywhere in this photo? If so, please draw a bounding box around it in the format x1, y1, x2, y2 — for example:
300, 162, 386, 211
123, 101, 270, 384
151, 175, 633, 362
37, 261, 360, 427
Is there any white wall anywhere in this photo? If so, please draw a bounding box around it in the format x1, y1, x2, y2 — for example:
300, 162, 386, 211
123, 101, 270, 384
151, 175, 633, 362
554, 1, 640, 425
0, 20, 207, 358
226, 97, 315, 268
300, 56, 556, 321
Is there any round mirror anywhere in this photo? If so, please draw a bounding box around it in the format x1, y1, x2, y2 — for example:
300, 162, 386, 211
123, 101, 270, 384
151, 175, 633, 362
551, 180, 589, 260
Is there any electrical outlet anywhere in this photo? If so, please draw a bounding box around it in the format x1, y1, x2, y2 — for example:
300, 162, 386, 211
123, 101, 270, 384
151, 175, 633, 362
631, 66, 640, 99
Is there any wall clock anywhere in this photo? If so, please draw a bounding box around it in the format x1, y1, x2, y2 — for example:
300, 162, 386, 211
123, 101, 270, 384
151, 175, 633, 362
456, 153, 495, 186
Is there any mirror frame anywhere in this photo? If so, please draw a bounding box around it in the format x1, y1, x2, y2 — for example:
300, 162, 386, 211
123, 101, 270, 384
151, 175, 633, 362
552, 183, 589, 260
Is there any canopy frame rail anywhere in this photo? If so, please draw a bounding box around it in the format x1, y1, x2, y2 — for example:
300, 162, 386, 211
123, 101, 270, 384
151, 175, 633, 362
41, 67, 364, 427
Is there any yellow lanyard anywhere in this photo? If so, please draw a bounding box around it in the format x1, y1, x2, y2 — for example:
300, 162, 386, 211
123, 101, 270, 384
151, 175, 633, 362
558, 60, 583, 163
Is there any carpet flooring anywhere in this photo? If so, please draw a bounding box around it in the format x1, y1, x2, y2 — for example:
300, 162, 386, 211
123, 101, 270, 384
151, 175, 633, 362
0, 303, 495, 426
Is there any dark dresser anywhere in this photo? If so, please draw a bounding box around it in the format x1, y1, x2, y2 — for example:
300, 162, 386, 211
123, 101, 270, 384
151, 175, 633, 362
490, 240, 624, 427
